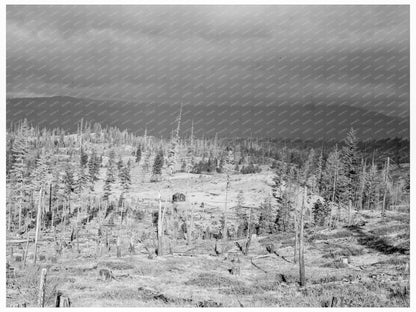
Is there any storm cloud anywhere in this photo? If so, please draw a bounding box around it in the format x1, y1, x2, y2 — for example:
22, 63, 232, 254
7, 5, 409, 117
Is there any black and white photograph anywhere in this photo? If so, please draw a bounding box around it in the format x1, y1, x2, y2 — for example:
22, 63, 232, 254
3, 2, 412, 308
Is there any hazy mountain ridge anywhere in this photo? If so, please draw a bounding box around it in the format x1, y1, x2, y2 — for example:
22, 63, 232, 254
6, 96, 409, 140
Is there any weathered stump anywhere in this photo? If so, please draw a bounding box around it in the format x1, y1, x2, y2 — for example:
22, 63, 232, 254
38, 268, 47, 307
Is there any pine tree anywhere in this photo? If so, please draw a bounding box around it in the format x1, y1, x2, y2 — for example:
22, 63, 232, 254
167, 104, 182, 175
185, 121, 195, 173
117, 156, 123, 172
152, 150, 164, 182
62, 164, 75, 210
109, 149, 116, 163
312, 199, 330, 226
276, 191, 291, 232
103, 163, 115, 202
216, 156, 224, 173
10, 120, 31, 229
119, 161, 131, 191
340, 128, 360, 205
118, 160, 131, 207
136, 145, 142, 163
258, 196, 274, 234
30, 150, 53, 192
80, 147, 88, 168
357, 158, 367, 210
315, 150, 324, 194
6, 136, 15, 177
235, 190, 247, 228
142, 150, 152, 181
74, 166, 90, 197
300, 148, 315, 188
322, 145, 342, 202
88, 149, 100, 182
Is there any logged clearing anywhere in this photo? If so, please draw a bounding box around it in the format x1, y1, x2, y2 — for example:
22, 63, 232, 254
6, 168, 410, 307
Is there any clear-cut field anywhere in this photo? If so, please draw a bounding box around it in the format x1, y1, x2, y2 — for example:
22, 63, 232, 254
6, 168, 410, 307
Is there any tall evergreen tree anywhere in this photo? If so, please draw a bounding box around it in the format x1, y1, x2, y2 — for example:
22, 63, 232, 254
315, 150, 324, 195
300, 148, 315, 188
141, 150, 152, 181
136, 145, 142, 163
62, 163, 75, 210
119, 162, 131, 193
340, 128, 360, 205
30, 150, 53, 192
365, 160, 379, 210
322, 145, 342, 202
258, 196, 274, 234
152, 149, 164, 181
117, 156, 123, 172
80, 147, 89, 167
103, 160, 116, 202
235, 190, 247, 225
10, 120, 31, 229
88, 149, 100, 182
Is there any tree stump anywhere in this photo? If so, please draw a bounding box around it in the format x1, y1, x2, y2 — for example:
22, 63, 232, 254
116, 236, 121, 258
38, 268, 47, 307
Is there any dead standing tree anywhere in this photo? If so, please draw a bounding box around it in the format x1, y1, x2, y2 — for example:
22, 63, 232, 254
167, 103, 182, 176
381, 157, 390, 218
222, 174, 231, 253
299, 186, 307, 287
34, 187, 44, 265
221, 149, 234, 253
157, 191, 168, 256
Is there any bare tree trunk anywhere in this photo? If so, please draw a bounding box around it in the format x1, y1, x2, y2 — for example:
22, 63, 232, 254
299, 186, 306, 287
49, 183, 52, 214
348, 200, 352, 226
358, 159, 366, 210
222, 174, 230, 252
117, 201, 123, 258
157, 191, 163, 256
8, 202, 12, 232
23, 225, 30, 267
18, 202, 22, 231
244, 207, 253, 256
116, 236, 121, 258
76, 202, 80, 254
52, 201, 56, 243
332, 166, 338, 203
187, 202, 194, 246
294, 206, 298, 264
34, 188, 43, 265
382, 157, 390, 217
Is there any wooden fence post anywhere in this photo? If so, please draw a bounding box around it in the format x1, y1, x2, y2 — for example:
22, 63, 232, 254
38, 268, 47, 307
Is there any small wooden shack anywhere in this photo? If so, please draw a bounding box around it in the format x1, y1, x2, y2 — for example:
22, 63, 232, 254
172, 193, 186, 203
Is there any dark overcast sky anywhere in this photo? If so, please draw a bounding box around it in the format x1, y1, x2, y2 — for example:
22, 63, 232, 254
6, 5, 409, 117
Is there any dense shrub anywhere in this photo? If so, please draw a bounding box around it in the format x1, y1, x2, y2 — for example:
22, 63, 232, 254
191, 158, 217, 174
240, 163, 262, 174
